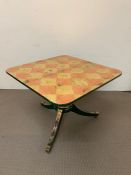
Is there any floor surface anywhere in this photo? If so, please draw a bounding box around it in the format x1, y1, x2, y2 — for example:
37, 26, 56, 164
0, 90, 131, 175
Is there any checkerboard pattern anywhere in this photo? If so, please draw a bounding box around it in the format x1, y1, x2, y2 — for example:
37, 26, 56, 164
6, 55, 121, 105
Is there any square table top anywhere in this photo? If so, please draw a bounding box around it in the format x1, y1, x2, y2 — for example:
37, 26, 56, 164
6, 55, 122, 105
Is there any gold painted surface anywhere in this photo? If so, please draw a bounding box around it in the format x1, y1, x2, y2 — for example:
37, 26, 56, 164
6, 55, 122, 105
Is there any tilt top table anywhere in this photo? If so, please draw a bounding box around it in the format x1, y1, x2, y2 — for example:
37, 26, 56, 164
6, 55, 122, 153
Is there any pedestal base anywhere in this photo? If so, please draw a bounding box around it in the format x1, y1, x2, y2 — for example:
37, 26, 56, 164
41, 101, 99, 153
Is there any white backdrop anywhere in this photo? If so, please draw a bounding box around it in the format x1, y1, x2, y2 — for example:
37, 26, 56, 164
0, 0, 131, 90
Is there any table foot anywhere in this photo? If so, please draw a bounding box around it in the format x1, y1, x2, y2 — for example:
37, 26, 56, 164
71, 104, 99, 118
45, 108, 64, 153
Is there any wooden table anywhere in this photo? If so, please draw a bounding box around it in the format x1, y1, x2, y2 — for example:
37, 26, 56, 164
6, 55, 122, 153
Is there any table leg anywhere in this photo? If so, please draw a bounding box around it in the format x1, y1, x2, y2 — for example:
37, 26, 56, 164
45, 108, 64, 153
71, 104, 99, 118
41, 101, 55, 109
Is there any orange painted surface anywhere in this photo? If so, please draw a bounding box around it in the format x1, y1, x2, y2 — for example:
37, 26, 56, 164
6, 55, 122, 105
